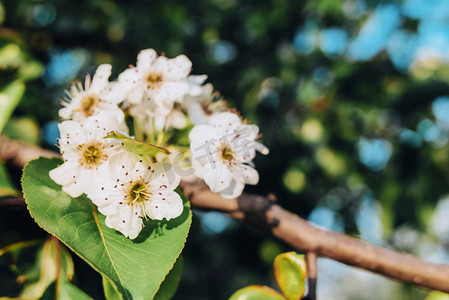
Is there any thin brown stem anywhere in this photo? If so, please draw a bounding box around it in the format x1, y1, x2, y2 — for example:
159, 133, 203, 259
304, 252, 317, 300
0, 135, 60, 167
0, 197, 26, 206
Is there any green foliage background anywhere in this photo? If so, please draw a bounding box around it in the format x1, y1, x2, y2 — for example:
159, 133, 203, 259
1, 0, 449, 299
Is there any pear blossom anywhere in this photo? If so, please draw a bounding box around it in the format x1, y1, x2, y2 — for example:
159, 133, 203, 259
49, 115, 128, 198
155, 146, 198, 183
119, 48, 192, 118
189, 112, 269, 199
59, 64, 125, 123
87, 151, 183, 239
183, 75, 227, 125
186, 75, 208, 97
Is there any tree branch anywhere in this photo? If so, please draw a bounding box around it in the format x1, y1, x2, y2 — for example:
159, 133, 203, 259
2, 135, 449, 293
0, 136, 60, 167
181, 183, 449, 293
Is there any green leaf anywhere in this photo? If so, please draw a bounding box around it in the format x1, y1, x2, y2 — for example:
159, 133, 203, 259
105, 132, 170, 157
0, 239, 74, 298
22, 157, 192, 300
273, 252, 307, 300
3, 117, 40, 145
20, 238, 74, 298
40, 279, 92, 300
0, 80, 25, 133
0, 43, 24, 70
104, 256, 183, 300
229, 285, 285, 300
0, 239, 42, 296
0, 161, 20, 197
425, 291, 449, 300
17, 60, 43, 82
102, 275, 123, 300
154, 256, 183, 300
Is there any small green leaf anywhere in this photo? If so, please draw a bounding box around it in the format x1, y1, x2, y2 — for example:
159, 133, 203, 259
40, 279, 93, 300
273, 252, 307, 300
0, 238, 74, 298
105, 132, 170, 157
20, 238, 74, 298
154, 256, 183, 300
0, 80, 25, 133
0, 161, 20, 197
0, 43, 24, 69
102, 275, 123, 300
17, 60, 43, 81
229, 285, 285, 300
22, 157, 192, 300
425, 291, 449, 300
3, 117, 40, 145
0, 239, 42, 296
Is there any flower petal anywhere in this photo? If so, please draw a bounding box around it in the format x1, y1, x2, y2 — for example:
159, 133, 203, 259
189, 124, 220, 151
191, 157, 204, 178
167, 110, 188, 129
156, 81, 189, 102
203, 162, 233, 193
219, 179, 245, 199
49, 161, 80, 186
61, 181, 84, 198
105, 204, 143, 239
149, 162, 180, 191
136, 49, 158, 74
102, 81, 127, 104
209, 112, 241, 129
239, 164, 259, 185
145, 190, 183, 221
90, 64, 112, 94
152, 55, 192, 81
58, 120, 84, 146
187, 75, 208, 97
185, 97, 208, 125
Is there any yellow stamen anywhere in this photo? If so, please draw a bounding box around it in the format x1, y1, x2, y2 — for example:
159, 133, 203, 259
146, 73, 163, 89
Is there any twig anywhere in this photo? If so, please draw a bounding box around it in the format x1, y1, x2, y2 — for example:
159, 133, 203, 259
2, 135, 449, 293
304, 252, 317, 300
0, 136, 60, 167
0, 197, 26, 206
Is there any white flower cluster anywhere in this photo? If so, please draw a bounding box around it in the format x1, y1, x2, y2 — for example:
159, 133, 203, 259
50, 48, 268, 239
189, 113, 269, 199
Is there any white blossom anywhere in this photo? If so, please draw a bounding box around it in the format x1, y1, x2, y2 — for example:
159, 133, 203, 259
182, 75, 227, 125
59, 64, 125, 123
186, 75, 208, 97
87, 151, 183, 239
119, 49, 192, 118
49, 115, 128, 198
189, 112, 269, 199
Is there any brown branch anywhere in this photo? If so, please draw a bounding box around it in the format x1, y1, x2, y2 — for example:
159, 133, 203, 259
0, 136, 60, 167
0, 197, 26, 206
304, 252, 317, 300
181, 181, 449, 293
2, 135, 449, 293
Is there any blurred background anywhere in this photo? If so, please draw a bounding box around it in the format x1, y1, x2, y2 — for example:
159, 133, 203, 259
1, 0, 449, 299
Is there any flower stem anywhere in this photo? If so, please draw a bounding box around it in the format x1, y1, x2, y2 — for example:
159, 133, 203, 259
133, 117, 144, 141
